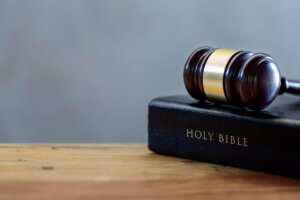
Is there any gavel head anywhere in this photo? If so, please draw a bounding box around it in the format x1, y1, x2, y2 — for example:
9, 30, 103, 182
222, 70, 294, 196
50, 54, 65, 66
183, 46, 281, 110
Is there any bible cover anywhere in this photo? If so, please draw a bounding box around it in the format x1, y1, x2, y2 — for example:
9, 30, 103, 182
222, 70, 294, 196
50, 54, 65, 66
148, 95, 300, 178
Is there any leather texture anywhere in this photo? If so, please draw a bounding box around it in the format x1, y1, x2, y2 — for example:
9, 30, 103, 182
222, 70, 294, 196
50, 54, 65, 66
148, 95, 300, 178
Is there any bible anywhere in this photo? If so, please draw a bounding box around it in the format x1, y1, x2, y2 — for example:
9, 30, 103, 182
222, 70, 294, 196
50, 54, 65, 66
148, 95, 300, 178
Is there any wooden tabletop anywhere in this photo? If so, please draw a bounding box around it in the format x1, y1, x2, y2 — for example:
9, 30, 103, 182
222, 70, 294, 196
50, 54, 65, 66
1, 144, 300, 200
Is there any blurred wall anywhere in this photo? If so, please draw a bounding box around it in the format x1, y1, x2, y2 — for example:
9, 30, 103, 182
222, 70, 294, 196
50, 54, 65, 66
0, 0, 299, 142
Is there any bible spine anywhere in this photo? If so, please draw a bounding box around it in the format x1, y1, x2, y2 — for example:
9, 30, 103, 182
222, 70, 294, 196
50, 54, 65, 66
148, 96, 300, 178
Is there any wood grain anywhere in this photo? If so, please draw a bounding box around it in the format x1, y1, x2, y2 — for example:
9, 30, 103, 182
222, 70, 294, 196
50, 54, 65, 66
0, 144, 300, 200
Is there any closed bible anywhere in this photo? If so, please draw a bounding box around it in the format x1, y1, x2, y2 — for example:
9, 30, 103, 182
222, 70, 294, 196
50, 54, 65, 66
148, 95, 300, 178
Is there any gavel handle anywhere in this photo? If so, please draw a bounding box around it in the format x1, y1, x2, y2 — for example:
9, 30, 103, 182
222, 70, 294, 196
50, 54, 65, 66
280, 78, 300, 95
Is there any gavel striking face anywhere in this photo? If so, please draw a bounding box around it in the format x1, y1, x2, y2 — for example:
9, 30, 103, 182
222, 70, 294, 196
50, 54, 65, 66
183, 46, 300, 110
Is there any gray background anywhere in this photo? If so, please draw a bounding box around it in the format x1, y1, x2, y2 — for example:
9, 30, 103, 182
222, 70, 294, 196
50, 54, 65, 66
0, 0, 299, 142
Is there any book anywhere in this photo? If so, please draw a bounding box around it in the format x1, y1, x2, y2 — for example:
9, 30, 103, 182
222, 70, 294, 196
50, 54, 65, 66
148, 95, 300, 178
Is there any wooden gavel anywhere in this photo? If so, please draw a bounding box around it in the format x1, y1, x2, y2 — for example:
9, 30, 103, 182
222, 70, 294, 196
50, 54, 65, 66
184, 46, 300, 110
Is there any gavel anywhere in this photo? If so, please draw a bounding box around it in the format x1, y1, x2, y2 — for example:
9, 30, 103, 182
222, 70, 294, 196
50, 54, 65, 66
183, 46, 300, 110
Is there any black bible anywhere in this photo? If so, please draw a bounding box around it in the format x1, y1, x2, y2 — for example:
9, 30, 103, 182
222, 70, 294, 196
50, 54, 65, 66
148, 95, 300, 178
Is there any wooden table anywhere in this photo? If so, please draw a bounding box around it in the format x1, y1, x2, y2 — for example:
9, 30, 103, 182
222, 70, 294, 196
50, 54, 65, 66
1, 144, 300, 199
